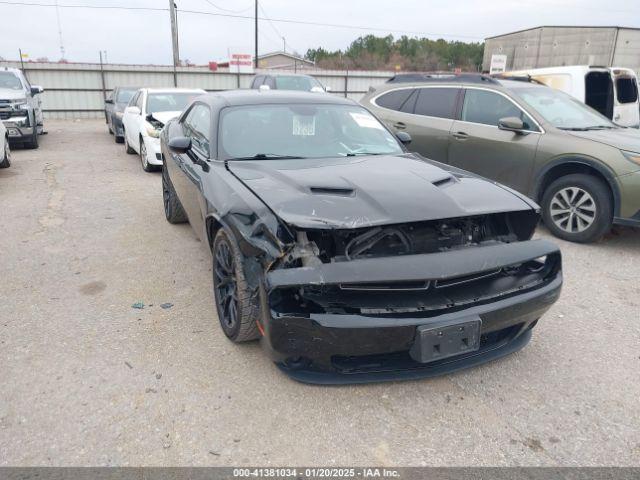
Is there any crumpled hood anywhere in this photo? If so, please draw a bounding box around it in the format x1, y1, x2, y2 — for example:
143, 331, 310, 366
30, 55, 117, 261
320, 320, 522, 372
567, 128, 640, 153
227, 154, 533, 229
0, 88, 26, 101
148, 111, 182, 126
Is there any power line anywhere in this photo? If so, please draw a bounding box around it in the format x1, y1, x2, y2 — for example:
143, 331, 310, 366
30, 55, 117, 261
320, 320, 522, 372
178, 8, 485, 40
0, 0, 486, 40
0, 1, 168, 11
202, 0, 252, 14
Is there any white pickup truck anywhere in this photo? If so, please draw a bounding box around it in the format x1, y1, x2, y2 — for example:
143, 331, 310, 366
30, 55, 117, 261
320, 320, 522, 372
0, 66, 44, 148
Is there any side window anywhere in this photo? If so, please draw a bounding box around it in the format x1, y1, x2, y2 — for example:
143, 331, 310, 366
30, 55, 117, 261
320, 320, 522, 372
375, 89, 414, 111
129, 92, 139, 107
136, 92, 144, 110
616, 78, 638, 104
414, 88, 459, 119
183, 104, 211, 156
264, 76, 276, 89
462, 89, 537, 130
251, 75, 265, 88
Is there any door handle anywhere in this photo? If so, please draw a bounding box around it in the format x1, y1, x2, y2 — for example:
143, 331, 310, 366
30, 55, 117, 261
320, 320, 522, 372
452, 131, 469, 140
393, 122, 406, 130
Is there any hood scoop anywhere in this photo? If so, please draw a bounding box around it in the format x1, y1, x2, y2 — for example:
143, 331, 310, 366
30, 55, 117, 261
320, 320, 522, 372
310, 186, 355, 197
432, 175, 456, 188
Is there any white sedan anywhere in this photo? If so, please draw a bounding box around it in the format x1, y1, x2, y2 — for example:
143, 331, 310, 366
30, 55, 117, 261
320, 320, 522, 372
122, 88, 205, 172
0, 121, 10, 169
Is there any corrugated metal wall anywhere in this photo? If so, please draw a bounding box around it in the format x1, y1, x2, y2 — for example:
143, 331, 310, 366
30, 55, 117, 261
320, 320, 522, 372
483, 27, 640, 75
0, 61, 394, 119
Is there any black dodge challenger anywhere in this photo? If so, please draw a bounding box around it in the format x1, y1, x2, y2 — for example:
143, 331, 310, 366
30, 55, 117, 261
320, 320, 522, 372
160, 90, 562, 384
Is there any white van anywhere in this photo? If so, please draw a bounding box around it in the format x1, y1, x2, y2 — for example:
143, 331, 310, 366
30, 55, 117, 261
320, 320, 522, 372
504, 66, 640, 128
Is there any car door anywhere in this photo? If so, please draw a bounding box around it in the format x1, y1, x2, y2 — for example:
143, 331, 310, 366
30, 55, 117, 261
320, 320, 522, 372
130, 91, 146, 152
447, 88, 541, 194
122, 91, 139, 145
377, 86, 460, 163
175, 103, 212, 238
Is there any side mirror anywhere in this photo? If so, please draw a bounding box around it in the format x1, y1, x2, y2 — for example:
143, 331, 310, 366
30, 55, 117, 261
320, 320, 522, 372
105, 98, 114, 104
30, 85, 44, 95
125, 106, 141, 116
396, 131, 412, 146
168, 136, 192, 154
258, 84, 270, 92
325, 86, 332, 92
310, 86, 324, 93
498, 116, 526, 134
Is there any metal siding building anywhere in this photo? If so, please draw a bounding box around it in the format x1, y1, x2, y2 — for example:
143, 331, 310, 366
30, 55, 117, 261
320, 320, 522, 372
483, 26, 640, 75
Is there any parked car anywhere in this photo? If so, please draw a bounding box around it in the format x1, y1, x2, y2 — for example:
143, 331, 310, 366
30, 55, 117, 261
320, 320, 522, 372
249, 73, 327, 92
361, 75, 640, 243
122, 88, 205, 172
503, 66, 640, 128
0, 121, 10, 168
104, 86, 139, 143
0, 66, 44, 149
160, 90, 562, 384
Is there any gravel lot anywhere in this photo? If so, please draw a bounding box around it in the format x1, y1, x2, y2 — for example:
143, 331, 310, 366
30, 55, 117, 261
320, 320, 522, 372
1, 120, 639, 466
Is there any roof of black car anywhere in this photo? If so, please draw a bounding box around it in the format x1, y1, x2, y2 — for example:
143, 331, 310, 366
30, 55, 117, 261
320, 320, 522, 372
201, 90, 355, 107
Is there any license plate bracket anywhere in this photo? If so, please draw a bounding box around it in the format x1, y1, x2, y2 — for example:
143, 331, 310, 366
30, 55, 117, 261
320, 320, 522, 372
409, 316, 481, 363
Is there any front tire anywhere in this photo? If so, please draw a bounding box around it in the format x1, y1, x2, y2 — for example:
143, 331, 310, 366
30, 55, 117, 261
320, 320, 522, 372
140, 136, 155, 172
0, 138, 10, 168
212, 228, 261, 343
24, 126, 39, 149
162, 165, 188, 224
541, 173, 612, 243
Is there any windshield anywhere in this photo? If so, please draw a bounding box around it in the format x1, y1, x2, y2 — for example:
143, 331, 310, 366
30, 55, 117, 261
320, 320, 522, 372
116, 89, 137, 104
219, 104, 403, 160
146, 92, 201, 114
275, 76, 322, 91
515, 87, 616, 130
0, 72, 23, 90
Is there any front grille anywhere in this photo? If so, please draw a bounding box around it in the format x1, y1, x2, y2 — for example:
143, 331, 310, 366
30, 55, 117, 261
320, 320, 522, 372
270, 252, 561, 318
0, 109, 27, 120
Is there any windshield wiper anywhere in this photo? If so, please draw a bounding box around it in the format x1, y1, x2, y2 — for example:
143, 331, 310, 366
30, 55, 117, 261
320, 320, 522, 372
344, 152, 384, 157
228, 153, 307, 160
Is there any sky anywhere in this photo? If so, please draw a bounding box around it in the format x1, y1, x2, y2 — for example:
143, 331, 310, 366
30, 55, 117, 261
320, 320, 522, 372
0, 0, 639, 65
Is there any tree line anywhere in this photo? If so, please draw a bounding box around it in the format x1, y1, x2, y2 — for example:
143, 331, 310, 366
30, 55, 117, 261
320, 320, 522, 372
305, 35, 484, 71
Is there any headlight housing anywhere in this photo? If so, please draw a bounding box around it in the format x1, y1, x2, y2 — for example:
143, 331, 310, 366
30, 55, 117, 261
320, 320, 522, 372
11, 99, 29, 110
622, 150, 640, 166
145, 123, 161, 138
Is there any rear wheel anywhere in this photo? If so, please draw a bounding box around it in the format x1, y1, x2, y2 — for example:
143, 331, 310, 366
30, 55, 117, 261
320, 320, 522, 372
212, 228, 260, 343
0, 137, 10, 168
541, 173, 612, 243
162, 165, 188, 224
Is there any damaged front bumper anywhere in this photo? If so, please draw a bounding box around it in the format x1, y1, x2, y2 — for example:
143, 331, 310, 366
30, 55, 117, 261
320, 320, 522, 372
260, 239, 562, 384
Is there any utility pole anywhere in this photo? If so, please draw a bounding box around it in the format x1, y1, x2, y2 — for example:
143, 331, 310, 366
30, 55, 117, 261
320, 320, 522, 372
169, 0, 180, 67
254, 0, 258, 68
99, 51, 107, 123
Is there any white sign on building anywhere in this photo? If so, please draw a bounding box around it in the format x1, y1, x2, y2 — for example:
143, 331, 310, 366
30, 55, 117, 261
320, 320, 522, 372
228, 48, 254, 74
489, 54, 508, 74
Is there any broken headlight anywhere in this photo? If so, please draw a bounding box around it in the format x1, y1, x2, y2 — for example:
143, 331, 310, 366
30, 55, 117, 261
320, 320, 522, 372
145, 122, 161, 138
